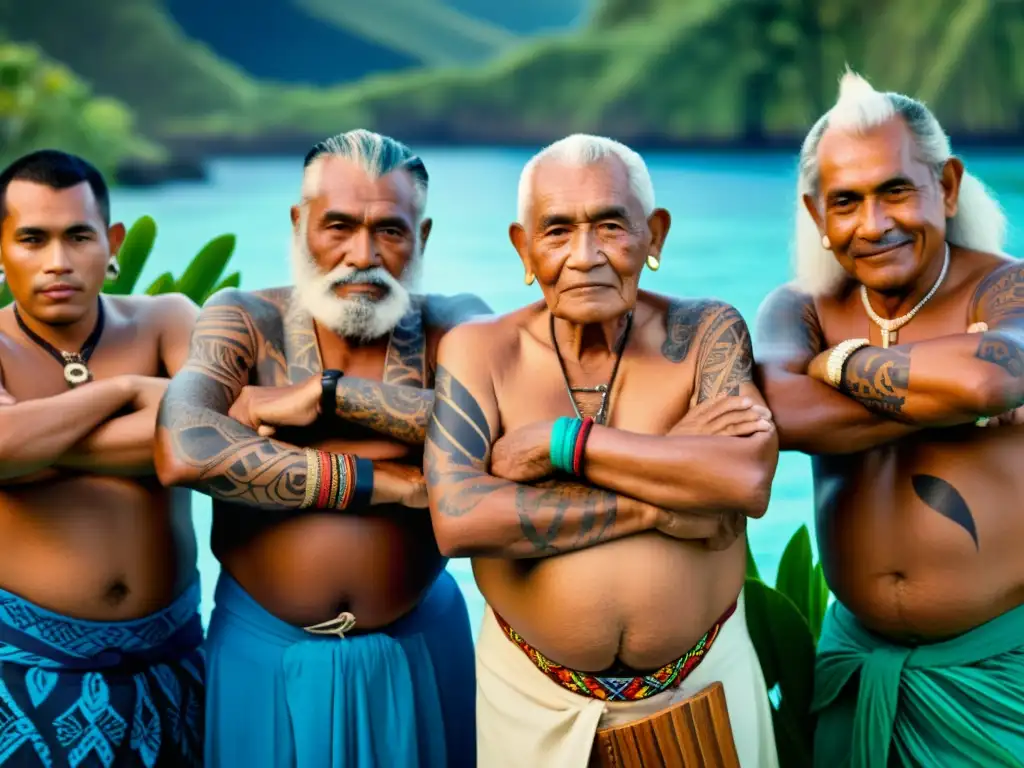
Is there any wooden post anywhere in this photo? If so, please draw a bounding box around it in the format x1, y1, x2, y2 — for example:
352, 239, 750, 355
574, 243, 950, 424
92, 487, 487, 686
589, 682, 741, 767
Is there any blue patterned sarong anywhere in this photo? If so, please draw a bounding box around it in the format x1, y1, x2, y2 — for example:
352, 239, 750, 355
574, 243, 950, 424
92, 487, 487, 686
0, 583, 205, 767
205, 569, 476, 767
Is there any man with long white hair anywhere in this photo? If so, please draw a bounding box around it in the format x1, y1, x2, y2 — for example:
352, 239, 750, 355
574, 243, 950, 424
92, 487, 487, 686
426, 133, 780, 767
155, 129, 489, 767
755, 71, 1024, 766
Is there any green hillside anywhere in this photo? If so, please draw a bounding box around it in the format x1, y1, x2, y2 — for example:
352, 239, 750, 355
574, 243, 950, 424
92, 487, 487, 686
3, 0, 1023, 154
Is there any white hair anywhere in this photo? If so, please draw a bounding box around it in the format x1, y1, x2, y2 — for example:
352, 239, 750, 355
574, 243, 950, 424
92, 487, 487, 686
516, 133, 655, 224
795, 70, 1007, 296
290, 206, 417, 342
301, 128, 429, 220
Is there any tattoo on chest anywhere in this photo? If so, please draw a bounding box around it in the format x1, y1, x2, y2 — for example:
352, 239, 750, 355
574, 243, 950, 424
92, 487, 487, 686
384, 305, 427, 386
912, 474, 979, 550
842, 348, 910, 416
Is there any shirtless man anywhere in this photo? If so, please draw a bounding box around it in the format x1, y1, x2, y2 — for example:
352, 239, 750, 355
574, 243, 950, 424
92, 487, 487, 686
154, 129, 489, 767
0, 150, 203, 766
424, 134, 781, 767
755, 72, 1024, 767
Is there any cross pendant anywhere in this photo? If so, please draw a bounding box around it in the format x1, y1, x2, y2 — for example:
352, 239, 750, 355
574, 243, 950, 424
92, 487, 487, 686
882, 330, 897, 348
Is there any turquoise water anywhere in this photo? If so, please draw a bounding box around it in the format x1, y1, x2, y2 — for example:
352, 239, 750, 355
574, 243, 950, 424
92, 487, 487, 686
108, 149, 1024, 633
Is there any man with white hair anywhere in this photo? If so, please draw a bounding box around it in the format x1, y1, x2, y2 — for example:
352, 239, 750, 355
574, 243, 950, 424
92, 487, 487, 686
154, 129, 489, 767
755, 71, 1024, 766
425, 133, 780, 767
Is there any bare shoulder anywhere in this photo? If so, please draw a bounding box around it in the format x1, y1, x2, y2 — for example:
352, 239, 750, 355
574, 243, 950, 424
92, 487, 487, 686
643, 292, 748, 364
971, 254, 1023, 305
421, 292, 492, 332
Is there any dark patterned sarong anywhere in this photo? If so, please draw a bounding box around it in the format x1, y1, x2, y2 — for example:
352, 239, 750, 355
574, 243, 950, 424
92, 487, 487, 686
0, 583, 205, 767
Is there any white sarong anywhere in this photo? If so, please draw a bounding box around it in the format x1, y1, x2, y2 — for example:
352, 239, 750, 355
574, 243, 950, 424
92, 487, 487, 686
476, 589, 780, 767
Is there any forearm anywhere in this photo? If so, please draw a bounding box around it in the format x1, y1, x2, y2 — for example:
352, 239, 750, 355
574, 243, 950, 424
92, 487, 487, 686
57, 407, 159, 476
334, 378, 432, 444
762, 368, 921, 454
580, 426, 775, 516
839, 330, 1024, 424
428, 457, 651, 559
0, 379, 133, 480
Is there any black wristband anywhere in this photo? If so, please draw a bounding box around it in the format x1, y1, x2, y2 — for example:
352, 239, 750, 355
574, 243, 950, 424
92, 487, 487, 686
352, 458, 374, 507
320, 369, 343, 416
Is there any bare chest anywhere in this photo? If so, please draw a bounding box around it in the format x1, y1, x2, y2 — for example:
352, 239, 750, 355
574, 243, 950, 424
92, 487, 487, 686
495, 352, 696, 436
0, 330, 161, 400
819, 289, 976, 348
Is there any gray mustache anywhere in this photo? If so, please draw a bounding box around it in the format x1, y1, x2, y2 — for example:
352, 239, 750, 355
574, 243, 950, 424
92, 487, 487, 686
876, 231, 913, 247
331, 270, 391, 288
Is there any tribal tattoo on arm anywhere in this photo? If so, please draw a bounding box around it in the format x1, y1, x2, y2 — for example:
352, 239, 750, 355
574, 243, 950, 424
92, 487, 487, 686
973, 262, 1024, 378
693, 303, 756, 402
157, 294, 312, 508
333, 379, 432, 445
425, 364, 629, 558
840, 347, 912, 418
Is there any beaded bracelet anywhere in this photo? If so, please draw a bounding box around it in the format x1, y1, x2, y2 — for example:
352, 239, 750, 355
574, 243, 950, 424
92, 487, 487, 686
302, 449, 368, 509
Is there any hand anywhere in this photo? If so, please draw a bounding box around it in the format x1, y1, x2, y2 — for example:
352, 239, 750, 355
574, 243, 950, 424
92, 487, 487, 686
807, 348, 831, 384
371, 461, 428, 508
490, 421, 554, 482
124, 375, 168, 411
670, 395, 773, 437
229, 376, 321, 436
652, 508, 746, 551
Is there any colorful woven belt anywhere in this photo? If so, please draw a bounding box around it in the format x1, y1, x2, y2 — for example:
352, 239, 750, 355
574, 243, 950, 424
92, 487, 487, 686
495, 601, 737, 702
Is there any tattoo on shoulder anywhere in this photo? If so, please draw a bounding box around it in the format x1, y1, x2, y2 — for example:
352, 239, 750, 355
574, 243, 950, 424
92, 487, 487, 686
178, 300, 257, 403
841, 347, 910, 416
912, 474, 979, 550
975, 263, 1024, 328
662, 299, 717, 363
695, 304, 755, 402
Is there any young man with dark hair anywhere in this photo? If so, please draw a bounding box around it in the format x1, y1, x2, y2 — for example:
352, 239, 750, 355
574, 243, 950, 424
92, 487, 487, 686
0, 149, 204, 766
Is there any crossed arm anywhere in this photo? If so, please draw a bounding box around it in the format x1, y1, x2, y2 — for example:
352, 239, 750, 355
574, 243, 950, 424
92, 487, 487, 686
0, 294, 197, 482
329, 292, 491, 445
424, 305, 776, 560
154, 293, 323, 508
755, 262, 1024, 454
579, 302, 777, 513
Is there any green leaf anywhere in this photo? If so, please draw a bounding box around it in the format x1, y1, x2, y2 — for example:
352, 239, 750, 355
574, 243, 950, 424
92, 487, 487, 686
745, 577, 816, 767
0, 280, 12, 308
174, 234, 236, 303
106, 215, 156, 295
746, 539, 762, 581
807, 562, 831, 641
775, 524, 813, 626
203, 271, 240, 303
144, 272, 176, 295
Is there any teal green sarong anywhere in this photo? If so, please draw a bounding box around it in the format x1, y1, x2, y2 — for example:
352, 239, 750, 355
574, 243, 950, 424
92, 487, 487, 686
812, 601, 1024, 767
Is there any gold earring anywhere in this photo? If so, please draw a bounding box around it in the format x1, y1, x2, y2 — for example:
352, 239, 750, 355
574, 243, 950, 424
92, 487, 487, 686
646, 254, 660, 271
821, 235, 831, 250
524, 272, 535, 286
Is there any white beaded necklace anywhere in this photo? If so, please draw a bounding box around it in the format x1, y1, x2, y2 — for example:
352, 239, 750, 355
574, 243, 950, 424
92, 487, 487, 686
860, 243, 950, 348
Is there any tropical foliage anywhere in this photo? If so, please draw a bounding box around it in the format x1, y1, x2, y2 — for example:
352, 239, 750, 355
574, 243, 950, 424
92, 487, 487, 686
745, 526, 830, 768
0, 43, 160, 178
0, 216, 240, 308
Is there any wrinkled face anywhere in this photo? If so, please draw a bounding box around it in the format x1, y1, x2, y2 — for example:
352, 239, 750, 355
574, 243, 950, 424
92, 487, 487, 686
511, 156, 668, 324
807, 118, 960, 294
290, 156, 431, 341
0, 180, 121, 325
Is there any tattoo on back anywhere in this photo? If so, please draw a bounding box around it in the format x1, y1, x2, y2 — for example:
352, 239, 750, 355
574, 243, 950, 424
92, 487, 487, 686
841, 348, 911, 417
912, 474, 979, 550
426, 364, 620, 556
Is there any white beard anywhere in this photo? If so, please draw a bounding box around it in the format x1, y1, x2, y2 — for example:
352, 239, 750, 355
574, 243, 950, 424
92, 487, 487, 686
290, 213, 419, 342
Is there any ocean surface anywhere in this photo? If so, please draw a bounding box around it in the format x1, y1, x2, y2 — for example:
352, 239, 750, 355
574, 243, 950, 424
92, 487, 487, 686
108, 148, 1024, 634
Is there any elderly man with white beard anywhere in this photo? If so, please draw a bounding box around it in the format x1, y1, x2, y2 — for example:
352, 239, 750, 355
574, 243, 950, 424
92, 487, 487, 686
154, 129, 489, 768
